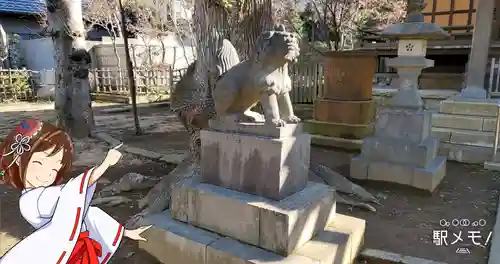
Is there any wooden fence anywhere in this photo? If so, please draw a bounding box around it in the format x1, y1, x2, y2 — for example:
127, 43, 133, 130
90, 67, 183, 95
0, 64, 324, 103
90, 64, 324, 103
0, 68, 34, 102
289, 63, 324, 103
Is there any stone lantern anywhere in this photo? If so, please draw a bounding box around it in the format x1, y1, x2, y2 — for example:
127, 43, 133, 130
350, 0, 450, 192
380, 0, 449, 109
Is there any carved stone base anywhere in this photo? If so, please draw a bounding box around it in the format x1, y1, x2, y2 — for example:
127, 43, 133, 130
201, 122, 310, 200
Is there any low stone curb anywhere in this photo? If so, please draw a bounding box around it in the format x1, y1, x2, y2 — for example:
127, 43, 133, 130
92, 132, 186, 164
487, 196, 500, 264
359, 248, 448, 264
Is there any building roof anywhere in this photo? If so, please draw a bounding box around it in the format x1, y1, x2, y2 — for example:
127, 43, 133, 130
0, 0, 46, 15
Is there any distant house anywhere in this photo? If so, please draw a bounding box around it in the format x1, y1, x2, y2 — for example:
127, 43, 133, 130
0, 0, 110, 40
0, 0, 45, 39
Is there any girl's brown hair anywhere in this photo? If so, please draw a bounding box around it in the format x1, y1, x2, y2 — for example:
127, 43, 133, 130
0, 120, 74, 189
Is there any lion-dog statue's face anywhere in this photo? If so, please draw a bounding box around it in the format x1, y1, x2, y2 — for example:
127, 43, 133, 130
256, 25, 300, 64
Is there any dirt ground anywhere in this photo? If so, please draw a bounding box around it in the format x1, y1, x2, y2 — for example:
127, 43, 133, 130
0, 104, 498, 264
311, 148, 499, 264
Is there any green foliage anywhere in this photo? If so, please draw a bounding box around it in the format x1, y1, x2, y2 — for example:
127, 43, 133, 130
10, 72, 30, 94
217, 0, 235, 9
291, 13, 306, 38
0, 71, 31, 101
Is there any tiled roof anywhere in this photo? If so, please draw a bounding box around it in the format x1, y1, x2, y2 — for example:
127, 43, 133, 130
0, 0, 46, 15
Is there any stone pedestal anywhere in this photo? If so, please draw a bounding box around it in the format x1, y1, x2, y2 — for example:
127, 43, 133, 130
351, 109, 446, 192
138, 122, 366, 264
200, 121, 310, 200
305, 51, 377, 150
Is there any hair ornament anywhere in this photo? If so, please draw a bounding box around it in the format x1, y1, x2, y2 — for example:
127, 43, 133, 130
0, 119, 43, 174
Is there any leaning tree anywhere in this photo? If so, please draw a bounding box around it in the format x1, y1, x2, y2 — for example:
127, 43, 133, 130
45, 0, 95, 138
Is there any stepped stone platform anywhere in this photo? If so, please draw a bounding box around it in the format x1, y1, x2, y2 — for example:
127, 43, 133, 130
351, 109, 447, 192
431, 97, 500, 164
139, 211, 365, 264
171, 178, 337, 255
138, 122, 366, 264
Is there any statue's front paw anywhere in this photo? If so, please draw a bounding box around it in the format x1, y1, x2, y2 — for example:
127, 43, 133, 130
267, 118, 286, 127
284, 115, 301, 123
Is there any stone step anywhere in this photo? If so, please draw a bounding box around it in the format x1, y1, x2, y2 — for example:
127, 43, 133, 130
431, 113, 497, 132
138, 211, 365, 264
439, 97, 500, 117
439, 142, 498, 165
432, 127, 495, 147
171, 178, 336, 256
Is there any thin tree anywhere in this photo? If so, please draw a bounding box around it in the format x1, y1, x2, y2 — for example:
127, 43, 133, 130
309, 0, 406, 50
84, 0, 123, 73
118, 0, 141, 135
45, 0, 95, 138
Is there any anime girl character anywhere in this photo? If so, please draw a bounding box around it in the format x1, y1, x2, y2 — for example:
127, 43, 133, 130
0, 119, 151, 263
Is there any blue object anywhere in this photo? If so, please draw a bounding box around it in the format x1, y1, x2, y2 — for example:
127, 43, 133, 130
0, 0, 46, 15
21, 120, 28, 129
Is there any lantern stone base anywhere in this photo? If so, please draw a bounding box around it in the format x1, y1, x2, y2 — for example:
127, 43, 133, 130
138, 210, 365, 264
351, 108, 447, 192
431, 97, 500, 164
350, 155, 446, 192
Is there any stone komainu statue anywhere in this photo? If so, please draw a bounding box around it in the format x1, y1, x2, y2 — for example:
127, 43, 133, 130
171, 26, 301, 160
212, 25, 301, 126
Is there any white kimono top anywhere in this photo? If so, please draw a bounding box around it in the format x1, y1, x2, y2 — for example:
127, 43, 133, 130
0, 168, 124, 264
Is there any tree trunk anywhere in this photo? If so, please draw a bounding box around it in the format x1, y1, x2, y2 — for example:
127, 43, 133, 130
46, 0, 94, 138
118, 0, 141, 135
0, 23, 8, 62
191, 0, 274, 105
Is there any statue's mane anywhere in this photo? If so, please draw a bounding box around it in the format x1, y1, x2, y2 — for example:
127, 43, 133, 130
253, 28, 298, 64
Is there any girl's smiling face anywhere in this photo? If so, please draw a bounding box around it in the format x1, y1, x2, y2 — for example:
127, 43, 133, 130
24, 147, 64, 188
